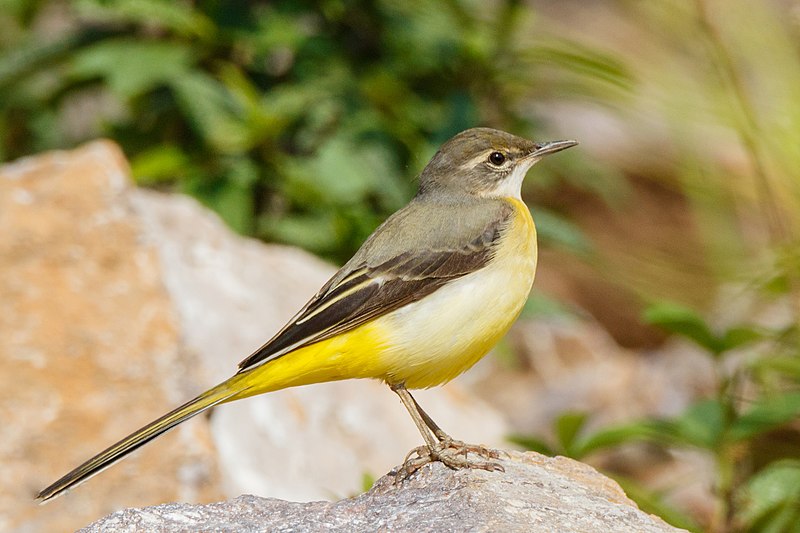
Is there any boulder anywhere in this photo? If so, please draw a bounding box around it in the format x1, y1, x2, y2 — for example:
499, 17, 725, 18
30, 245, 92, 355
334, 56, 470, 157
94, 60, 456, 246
1, 141, 223, 533
80, 451, 686, 533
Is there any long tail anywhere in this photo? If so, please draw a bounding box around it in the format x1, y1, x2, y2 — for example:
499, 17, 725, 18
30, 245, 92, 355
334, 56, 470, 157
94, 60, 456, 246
36, 377, 247, 503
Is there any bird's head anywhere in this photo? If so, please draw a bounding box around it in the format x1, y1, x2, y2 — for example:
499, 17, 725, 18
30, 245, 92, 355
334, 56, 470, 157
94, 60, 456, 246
417, 127, 577, 200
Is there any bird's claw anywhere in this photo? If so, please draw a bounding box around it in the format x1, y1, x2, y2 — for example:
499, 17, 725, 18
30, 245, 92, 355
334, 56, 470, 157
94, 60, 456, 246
393, 441, 505, 482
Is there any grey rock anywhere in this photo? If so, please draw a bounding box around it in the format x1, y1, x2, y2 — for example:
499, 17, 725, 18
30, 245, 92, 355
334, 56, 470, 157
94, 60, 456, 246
81, 451, 685, 533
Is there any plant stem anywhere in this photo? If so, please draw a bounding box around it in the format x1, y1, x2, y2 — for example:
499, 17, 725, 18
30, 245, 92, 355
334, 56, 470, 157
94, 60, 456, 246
693, 0, 790, 245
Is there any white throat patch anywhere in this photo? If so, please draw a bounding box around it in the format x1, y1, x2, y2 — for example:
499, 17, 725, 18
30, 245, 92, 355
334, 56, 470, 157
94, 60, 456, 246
488, 157, 539, 199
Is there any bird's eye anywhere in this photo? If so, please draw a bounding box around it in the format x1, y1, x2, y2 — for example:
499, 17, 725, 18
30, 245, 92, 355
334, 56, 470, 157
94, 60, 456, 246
488, 151, 506, 166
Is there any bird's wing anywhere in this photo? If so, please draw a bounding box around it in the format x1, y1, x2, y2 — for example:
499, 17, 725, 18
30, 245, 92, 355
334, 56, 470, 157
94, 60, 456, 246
236, 202, 515, 372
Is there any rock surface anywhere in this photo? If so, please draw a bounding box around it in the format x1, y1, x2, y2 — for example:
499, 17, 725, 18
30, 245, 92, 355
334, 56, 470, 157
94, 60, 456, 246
81, 451, 685, 533
1, 141, 223, 533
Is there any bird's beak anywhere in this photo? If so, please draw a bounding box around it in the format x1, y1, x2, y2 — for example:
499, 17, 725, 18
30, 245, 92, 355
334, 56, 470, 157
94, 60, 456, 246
528, 139, 579, 159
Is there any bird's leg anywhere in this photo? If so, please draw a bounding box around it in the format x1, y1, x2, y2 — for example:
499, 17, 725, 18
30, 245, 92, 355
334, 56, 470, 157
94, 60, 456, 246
390, 383, 504, 480
391, 383, 440, 451
408, 391, 502, 461
389, 383, 441, 478
409, 392, 448, 441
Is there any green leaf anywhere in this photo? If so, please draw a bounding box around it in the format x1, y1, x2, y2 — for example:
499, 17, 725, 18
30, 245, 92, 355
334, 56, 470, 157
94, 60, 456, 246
572, 421, 664, 457
523, 40, 634, 92
510, 413, 656, 460
170, 72, 252, 154
643, 302, 724, 355
288, 137, 375, 204
663, 399, 725, 449
520, 293, 575, 320
613, 476, 702, 532
74, 0, 215, 39
284, 134, 405, 208
247, 7, 316, 54
0, 31, 93, 88
753, 355, 800, 380
531, 207, 593, 256
555, 412, 589, 456
181, 167, 254, 235
741, 460, 800, 533
130, 145, 189, 184
205, 181, 253, 235
729, 392, 800, 442
507, 434, 556, 456
361, 471, 376, 492
70, 39, 193, 99
721, 325, 763, 350
263, 212, 341, 254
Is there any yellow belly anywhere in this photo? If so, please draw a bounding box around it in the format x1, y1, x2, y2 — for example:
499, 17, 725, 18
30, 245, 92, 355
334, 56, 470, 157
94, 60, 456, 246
232, 199, 537, 396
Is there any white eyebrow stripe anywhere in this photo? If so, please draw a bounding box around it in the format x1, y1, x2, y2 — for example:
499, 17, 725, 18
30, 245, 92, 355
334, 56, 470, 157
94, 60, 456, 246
465, 149, 501, 168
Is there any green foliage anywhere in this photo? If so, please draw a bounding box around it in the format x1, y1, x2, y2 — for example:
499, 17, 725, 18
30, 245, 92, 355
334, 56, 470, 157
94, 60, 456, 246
70, 39, 195, 99
614, 476, 702, 533
532, 208, 594, 257
554, 412, 589, 457
507, 433, 554, 457
728, 392, 800, 443
513, 298, 800, 532
510, 412, 597, 458
0, 0, 616, 262
360, 471, 376, 493
519, 293, 575, 321
572, 421, 661, 458
643, 302, 763, 356
741, 460, 800, 533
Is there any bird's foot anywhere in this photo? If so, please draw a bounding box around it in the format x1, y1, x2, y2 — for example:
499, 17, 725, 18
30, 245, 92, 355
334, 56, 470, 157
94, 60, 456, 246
394, 440, 505, 482
436, 436, 505, 461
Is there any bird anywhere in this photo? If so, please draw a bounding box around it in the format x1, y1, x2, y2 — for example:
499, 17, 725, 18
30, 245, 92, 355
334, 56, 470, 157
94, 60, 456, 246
37, 127, 577, 502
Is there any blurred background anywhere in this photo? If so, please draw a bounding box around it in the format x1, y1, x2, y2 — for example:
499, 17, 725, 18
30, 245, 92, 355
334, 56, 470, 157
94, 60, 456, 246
2, 1, 800, 532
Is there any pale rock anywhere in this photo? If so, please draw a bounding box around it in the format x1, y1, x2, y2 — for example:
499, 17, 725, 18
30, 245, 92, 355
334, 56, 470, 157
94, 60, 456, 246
81, 451, 686, 533
1, 142, 223, 533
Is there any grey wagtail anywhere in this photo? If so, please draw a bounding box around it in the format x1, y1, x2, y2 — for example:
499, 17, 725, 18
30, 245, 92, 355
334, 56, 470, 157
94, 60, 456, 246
37, 127, 577, 502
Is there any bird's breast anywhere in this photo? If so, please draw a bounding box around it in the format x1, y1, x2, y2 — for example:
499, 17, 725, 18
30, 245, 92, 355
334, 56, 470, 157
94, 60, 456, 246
378, 198, 537, 389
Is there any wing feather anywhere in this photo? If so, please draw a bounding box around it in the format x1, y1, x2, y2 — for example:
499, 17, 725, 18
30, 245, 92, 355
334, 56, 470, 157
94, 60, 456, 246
237, 201, 514, 372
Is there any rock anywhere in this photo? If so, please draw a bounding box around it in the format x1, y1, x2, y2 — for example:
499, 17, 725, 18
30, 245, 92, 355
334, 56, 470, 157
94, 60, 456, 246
2, 141, 508, 532
80, 451, 685, 533
1, 141, 224, 533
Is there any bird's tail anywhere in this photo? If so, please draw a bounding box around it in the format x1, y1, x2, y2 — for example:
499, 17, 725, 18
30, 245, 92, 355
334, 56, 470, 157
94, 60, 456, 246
36, 376, 248, 503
